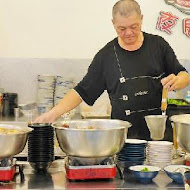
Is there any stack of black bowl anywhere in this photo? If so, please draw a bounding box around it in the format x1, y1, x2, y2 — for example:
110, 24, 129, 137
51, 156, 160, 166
117, 139, 147, 171
28, 123, 54, 171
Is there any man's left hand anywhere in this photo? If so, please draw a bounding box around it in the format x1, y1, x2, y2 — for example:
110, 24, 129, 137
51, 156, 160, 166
161, 71, 190, 91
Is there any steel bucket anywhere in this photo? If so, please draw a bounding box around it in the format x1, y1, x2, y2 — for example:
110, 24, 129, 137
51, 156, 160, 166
170, 114, 190, 153
0, 124, 33, 160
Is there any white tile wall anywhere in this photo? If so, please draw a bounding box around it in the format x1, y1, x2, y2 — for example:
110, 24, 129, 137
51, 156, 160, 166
0, 58, 190, 103
0, 58, 91, 104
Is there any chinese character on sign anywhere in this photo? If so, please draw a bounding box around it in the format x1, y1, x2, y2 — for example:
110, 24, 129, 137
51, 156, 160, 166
156, 11, 179, 34
164, 0, 190, 15
183, 18, 190, 37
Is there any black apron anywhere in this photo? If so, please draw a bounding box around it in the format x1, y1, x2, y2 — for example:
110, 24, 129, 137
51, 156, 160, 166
109, 44, 172, 141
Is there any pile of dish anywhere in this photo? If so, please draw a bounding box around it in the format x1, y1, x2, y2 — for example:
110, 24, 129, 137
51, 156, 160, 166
28, 123, 54, 171
117, 139, 147, 169
147, 141, 173, 169
54, 76, 74, 105
37, 75, 56, 114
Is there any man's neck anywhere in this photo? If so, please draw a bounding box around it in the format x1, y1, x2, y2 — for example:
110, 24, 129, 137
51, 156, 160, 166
118, 32, 144, 51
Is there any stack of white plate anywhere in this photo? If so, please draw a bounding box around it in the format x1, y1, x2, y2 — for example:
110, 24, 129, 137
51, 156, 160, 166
37, 75, 56, 114
147, 141, 173, 169
54, 76, 74, 105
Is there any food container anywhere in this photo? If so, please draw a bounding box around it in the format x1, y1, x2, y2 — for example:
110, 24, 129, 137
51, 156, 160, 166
0, 124, 33, 160
52, 119, 131, 159
170, 114, 190, 153
129, 165, 161, 183
167, 99, 190, 118
164, 165, 190, 183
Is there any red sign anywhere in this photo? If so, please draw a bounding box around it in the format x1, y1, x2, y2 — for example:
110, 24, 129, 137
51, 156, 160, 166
183, 18, 190, 37
156, 11, 179, 34
165, 0, 190, 14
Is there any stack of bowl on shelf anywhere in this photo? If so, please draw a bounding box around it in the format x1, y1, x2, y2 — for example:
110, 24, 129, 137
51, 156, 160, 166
54, 76, 74, 106
146, 141, 173, 169
37, 75, 56, 114
117, 139, 147, 169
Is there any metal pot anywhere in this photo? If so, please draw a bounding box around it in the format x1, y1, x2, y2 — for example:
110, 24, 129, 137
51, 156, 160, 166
170, 114, 190, 153
52, 119, 131, 158
0, 124, 33, 160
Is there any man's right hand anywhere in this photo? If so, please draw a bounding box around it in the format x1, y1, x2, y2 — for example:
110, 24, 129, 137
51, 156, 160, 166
34, 110, 58, 123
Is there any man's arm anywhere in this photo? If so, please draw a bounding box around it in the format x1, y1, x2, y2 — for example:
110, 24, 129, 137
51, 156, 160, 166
34, 89, 82, 123
161, 71, 190, 91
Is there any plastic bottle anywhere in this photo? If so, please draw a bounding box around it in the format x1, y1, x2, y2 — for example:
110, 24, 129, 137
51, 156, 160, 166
185, 91, 190, 103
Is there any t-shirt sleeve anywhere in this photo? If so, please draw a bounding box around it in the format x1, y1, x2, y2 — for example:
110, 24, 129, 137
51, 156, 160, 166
160, 37, 187, 75
74, 52, 106, 106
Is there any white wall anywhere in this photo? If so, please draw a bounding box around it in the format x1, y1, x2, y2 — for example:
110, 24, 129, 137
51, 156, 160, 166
0, 0, 189, 59
0, 0, 190, 103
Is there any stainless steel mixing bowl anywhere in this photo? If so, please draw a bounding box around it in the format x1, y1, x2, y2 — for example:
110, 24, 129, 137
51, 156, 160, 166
170, 114, 190, 153
0, 124, 33, 160
52, 119, 131, 158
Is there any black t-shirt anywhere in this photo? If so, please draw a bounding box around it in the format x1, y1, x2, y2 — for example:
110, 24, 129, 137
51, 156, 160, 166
75, 32, 186, 105
74, 32, 186, 140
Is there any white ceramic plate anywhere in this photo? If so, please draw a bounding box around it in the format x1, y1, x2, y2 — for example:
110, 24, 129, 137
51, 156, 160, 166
125, 139, 147, 144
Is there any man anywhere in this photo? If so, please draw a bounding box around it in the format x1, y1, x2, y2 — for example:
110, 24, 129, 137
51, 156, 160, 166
35, 0, 189, 140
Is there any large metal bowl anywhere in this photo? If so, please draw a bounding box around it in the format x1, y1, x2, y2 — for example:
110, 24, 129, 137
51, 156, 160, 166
170, 114, 190, 153
52, 119, 131, 158
0, 124, 33, 160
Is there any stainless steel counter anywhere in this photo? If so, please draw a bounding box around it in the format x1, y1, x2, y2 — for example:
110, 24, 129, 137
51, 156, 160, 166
0, 115, 29, 122
0, 115, 187, 189
0, 159, 185, 190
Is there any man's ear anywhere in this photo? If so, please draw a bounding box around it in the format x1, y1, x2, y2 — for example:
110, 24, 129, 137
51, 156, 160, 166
141, 14, 143, 21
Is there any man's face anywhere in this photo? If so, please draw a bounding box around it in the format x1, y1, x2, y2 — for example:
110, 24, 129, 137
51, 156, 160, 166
113, 12, 143, 45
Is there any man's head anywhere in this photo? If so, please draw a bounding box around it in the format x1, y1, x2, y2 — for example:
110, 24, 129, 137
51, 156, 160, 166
112, 0, 143, 46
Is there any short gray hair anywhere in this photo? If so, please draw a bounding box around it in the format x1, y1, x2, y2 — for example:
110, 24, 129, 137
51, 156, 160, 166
112, 0, 141, 20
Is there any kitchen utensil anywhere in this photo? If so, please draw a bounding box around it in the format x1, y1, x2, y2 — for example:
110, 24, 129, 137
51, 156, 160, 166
0, 124, 33, 160
146, 141, 172, 169
19, 103, 38, 123
161, 88, 168, 115
170, 114, 190, 153
145, 115, 167, 140
28, 123, 54, 171
2, 93, 18, 116
172, 122, 179, 159
164, 165, 190, 184
52, 119, 131, 158
178, 167, 190, 190
129, 165, 161, 183
65, 156, 117, 180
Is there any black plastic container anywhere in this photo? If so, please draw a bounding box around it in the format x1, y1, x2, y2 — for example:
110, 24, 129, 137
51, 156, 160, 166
28, 123, 54, 171
2, 93, 18, 116
167, 99, 190, 118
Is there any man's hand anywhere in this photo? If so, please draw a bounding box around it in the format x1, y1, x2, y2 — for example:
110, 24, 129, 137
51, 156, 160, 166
161, 72, 190, 91
34, 89, 82, 123
34, 110, 58, 123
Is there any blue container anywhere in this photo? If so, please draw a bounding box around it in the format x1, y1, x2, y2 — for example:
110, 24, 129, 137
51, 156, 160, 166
129, 165, 161, 183
164, 165, 190, 184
